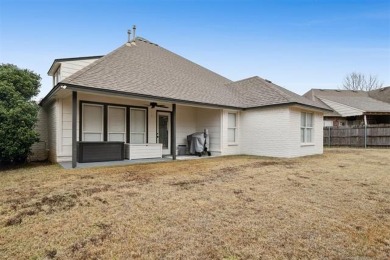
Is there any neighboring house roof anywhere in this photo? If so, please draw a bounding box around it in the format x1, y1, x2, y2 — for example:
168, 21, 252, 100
42, 37, 328, 111
369, 86, 390, 104
303, 89, 390, 117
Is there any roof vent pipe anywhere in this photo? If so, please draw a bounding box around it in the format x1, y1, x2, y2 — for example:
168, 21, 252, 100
127, 29, 131, 42
133, 25, 136, 40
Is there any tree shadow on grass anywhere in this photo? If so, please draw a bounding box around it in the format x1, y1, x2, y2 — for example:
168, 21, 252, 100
0, 161, 53, 172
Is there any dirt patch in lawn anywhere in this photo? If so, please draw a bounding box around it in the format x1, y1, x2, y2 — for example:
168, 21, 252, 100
0, 148, 389, 259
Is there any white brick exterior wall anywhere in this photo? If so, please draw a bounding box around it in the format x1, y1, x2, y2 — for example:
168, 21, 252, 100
240, 107, 289, 157
46, 101, 57, 162
176, 105, 197, 146
240, 106, 323, 158
287, 107, 323, 157
29, 108, 49, 161
59, 97, 74, 160
196, 108, 222, 155
176, 105, 222, 155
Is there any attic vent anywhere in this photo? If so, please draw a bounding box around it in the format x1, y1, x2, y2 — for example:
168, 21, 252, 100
319, 89, 324, 91
265, 79, 272, 83
335, 90, 341, 92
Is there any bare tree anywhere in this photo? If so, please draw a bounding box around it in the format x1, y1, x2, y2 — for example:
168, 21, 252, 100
365, 75, 382, 91
342, 72, 383, 91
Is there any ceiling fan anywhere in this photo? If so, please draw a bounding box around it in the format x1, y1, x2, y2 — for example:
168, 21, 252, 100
146, 102, 169, 109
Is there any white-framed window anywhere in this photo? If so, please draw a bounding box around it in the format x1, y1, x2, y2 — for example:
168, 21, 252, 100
82, 104, 104, 141
228, 112, 237, 143
130, 108, 147, 144
108, 106, 126, 142
301, 112, 313, 143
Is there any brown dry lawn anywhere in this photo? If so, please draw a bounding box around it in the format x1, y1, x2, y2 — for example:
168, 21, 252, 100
0, 148, 389, 259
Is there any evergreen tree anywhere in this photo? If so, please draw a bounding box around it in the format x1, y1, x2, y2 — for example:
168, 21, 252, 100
0, 64, 41, 164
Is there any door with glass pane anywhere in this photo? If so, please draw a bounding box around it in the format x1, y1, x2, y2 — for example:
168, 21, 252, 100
157, 112, 170, 155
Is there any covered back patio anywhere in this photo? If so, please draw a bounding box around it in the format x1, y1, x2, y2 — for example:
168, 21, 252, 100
56, 88, 227, 168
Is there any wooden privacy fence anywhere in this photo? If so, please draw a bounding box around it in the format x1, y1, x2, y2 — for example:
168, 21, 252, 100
323, 125, 390, 147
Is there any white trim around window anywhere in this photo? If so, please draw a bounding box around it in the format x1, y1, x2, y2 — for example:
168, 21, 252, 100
228, 112, 238, 144
108, 106, 126, 142
301, 112, 313, 144
130, 108, 147, 144
82, 103, 104, 141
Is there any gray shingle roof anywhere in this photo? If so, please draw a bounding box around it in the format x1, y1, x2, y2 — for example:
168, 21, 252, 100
369, 87, 390, 104
304, 89, 390, 113
225, 77, 330, 109
60, 37, 327, 110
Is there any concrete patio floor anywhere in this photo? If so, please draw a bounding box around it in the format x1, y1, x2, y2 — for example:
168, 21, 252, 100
59, 155, 216, 169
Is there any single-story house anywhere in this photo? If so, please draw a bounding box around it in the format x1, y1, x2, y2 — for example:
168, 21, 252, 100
303, 89, 390, 127
36, 35, 329, 167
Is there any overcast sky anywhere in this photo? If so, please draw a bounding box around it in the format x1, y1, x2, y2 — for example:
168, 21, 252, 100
1, 0, 389, 100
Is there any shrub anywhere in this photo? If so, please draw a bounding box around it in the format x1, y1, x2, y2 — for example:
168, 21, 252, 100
0, 64, 41, 165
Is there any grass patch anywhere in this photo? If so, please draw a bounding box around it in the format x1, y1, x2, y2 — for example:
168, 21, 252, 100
0, 148, 389, 259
